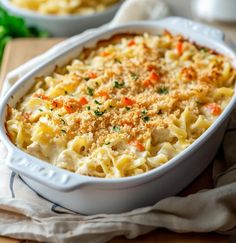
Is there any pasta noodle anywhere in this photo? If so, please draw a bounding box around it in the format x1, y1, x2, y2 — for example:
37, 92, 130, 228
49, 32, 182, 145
11, 0, 120, 15
6, 32, 236, 178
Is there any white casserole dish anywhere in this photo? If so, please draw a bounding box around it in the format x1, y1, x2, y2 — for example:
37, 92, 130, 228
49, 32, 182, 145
1, 0, 122, 37
0, 17, 236, 215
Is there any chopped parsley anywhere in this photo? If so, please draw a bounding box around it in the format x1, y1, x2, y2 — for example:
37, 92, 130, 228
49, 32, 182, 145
109, 105, 114, 108
38, 109, 43, 112
141, 109, 147, 115
112, 125, 120, 132
50, 108, 54, 111
200, 47, 208, 52
125, 107, 131, 111
142, 116, 150, 122
60, 119, 66, 125
61, 129, 67, 134
64, 90, 68, 95
105, 141, 111, 145
130, 72, 139, 81
58, 114, 62, 117
84, 77, 90, 81
94, 100, 102, 105
94, 110, 105, 116
158, 87, 169, 95
87, 106, 91, 110
114, 80, 125, 89
87, 87, 94, 96
141, 109, 149, 122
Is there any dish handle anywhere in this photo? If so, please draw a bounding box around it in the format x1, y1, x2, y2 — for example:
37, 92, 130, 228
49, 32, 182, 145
157, 17, 224, 42
6, 150, 89, 192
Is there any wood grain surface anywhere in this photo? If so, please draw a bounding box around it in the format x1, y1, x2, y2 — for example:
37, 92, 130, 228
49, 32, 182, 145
0, 38, 230, 243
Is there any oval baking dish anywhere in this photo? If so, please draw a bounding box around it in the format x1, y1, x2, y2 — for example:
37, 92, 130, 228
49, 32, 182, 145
0, 17, 236, 214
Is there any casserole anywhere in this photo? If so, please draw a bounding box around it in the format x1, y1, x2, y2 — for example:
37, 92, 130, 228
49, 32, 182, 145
0, 17, 236, 214
1, 0, 122, 37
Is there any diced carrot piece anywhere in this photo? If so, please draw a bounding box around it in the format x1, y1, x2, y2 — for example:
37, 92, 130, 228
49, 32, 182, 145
121, 119, 134, 127
78, 97, 88, 106
176, 41, 183, 55
64, 105, 73, 113
205, 103, 222, 116
97, 91, 109, 99
149, 70, 160, 82
147, 64, 156, 72
88, 72, 97, 79
129, 139, 145, 151
100, 51, 110, 57
33, 93, 49, 100
122, 97, 135, 106
52, 100, 63, 108
128, 40, 136, 46
143, 79, 152, 87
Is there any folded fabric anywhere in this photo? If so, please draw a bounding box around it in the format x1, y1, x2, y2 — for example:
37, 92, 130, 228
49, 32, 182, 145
1, 0, 236, 242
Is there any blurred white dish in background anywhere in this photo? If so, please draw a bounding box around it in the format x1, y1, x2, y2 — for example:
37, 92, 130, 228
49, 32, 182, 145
10, 0, 120, 15
112, 0, 169, 24
1, 0, 122, 37
191, 0, 236, 22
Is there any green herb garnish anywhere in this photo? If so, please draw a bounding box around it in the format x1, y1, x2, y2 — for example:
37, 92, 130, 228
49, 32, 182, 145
64, 90, 68, 95
61, 129, 67, 134
105, 141, 111, 145
141, 109, 149, 122
130, 72, 139, 81
158, 87, 169, 95
141, 109, 147, 115
87, 87, 94, 96
94, 110, 105, 116
87, 106, 91, 110
61, 119, 66, 125
142, 116, 150, 122
200, 47, 208, 52
94, 100, 102, 105
125, 107, 131, 111
38, 109, 43, 112
114, 80, 125, 89
112, 125, 120, 132
84, 77, 90, 81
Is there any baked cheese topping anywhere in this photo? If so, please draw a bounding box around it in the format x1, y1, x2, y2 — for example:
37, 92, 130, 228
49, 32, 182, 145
6, 32, 236, 178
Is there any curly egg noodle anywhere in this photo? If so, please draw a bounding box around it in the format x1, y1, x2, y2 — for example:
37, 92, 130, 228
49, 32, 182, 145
11, 0, 120, 15
6, 32, 236, 178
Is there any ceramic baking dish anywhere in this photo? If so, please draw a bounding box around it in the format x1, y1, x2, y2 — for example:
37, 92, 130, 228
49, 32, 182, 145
0, 17, 236, 215
1, 0, 123, 37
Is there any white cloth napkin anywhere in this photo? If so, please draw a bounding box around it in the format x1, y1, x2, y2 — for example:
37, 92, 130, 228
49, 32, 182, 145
1, 0, 236, 242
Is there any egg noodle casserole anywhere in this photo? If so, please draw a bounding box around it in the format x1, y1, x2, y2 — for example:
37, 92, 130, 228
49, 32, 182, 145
6, 32, 236, 178
11, 0, 120, 15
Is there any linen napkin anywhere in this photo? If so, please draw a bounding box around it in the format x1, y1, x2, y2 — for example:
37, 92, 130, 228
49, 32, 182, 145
1, 0, 236, 242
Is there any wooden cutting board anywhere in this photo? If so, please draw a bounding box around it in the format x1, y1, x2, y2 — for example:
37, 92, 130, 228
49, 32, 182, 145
0, 38, 229, 243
